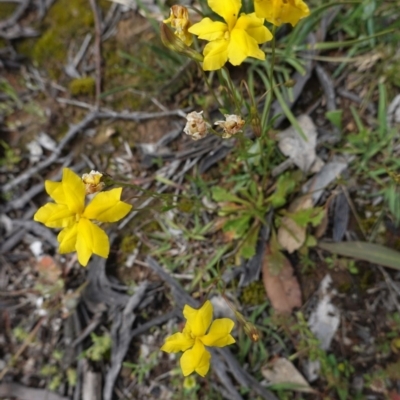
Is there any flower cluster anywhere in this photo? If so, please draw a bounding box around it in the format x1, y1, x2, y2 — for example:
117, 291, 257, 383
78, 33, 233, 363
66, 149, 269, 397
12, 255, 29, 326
34, 168, 132, 266
163, 0, 310, 71
161, 300, 235, 376
184, 111, 245, 140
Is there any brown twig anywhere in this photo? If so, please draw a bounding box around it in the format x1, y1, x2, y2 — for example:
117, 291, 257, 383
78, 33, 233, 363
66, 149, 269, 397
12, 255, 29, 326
0, 316, 46, 380
89, 0, 102, 109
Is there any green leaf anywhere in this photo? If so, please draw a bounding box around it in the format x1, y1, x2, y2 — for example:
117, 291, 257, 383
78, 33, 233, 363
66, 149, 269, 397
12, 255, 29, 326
318, 241, 400, 270
267, 173, 296, 208
223, 215, 252, 239
325, 110, 343, 130
211, 186, 250, 206
240, 224, 261, 259
266, 231, 286, 275
286, 207, 325, 227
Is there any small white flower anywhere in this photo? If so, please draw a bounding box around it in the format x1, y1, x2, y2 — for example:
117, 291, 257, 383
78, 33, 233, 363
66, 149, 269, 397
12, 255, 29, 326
214, 114, 245, 138
82, 170, 104, 194
184, 111, 209, 140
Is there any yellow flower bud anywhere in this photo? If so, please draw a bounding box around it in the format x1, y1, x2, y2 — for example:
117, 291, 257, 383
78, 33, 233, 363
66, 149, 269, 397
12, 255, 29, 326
160, 23, 203, 62
233, 309, 261, 342
164, 5, 193, 46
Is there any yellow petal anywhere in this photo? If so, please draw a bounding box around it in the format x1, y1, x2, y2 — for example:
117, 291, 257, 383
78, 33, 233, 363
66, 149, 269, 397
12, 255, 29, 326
183, 300, 213, 337
280, 0, 310, 27
61, 168, 85, 214
58, 224, 78, 253
235, 13, 273, 44
208, 0, 241, 30
34, 203, 76, 228
228, 29, 265, 66
161, 332, 194, 353
188, 18, 227, 41
201, 318, 236, 347
254, 0, 309, 27
180, 340, 210, 377
83, 188, 132, 222
45, 181, 66, 204
202, 39, 229, 71
75, 218, 109, 266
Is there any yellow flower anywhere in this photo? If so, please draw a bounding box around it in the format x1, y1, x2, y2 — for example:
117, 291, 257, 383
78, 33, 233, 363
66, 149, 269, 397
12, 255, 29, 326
34, 168, 132, 266
188, 0, 272, 71
164, 5, 193, 46
254, 0, 310, 27
161, 300, 235, 377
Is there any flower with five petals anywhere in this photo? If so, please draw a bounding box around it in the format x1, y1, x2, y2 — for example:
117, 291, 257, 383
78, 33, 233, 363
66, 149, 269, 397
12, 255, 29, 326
34, 168, 132, 266
161, 300, 235, 377
188, 0, 272, 71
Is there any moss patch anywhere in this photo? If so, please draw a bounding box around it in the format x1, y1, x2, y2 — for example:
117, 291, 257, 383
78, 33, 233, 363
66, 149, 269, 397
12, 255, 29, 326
69, 77, 95, 96
0, 2, 17, 19
30, 0, 109, 78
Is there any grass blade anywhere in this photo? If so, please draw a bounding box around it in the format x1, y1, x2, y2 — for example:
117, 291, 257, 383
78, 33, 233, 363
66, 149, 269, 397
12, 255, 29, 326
318, 241, 400, 270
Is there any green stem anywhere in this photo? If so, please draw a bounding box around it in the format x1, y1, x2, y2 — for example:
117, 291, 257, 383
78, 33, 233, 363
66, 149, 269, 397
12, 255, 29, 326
197, 62, 223, 109
261, 25, 277, 189
219, 67, 241, 114
264, 25, 277, 133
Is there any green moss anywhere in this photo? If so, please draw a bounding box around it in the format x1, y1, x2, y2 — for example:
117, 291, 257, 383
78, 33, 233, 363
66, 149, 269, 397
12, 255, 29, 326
32, 30, 68, 78
31, 0, 110, 77
0, 2, 17, 19
120, 235, 139, 254
46, 0, 94, 35
69, 77, 95, 96
240, 281, 266, 306
177, 198, 194, 213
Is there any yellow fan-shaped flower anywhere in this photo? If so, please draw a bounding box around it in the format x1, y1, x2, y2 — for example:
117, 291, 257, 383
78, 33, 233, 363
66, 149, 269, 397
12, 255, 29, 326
34, 168, 132, 266
161, 300, 235, 376
188, 0, 272, 70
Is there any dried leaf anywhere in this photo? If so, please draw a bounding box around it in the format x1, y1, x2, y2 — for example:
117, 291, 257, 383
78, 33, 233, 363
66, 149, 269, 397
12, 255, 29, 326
332, 192, 349, 242
261, 357, 314, 393
303, 275, 340, 382
303, 159, 348, 204
314, 207, 328, 239
263, 246, 302, 314
36, 255, 61, 284
277, 115, 318, 173
277, 216, 306, 253
389, 391, 400, 400
277, 195, 312, 253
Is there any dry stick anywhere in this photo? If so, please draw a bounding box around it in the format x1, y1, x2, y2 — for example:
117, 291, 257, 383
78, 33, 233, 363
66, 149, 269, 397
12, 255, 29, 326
0, 383, 69, 400
2, 109, 188, 194
1, 111, 97, 193
0, 316, 46, 380
0, 0, 30, 29
96, 109, 187, 121
89, 0, 102, 109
